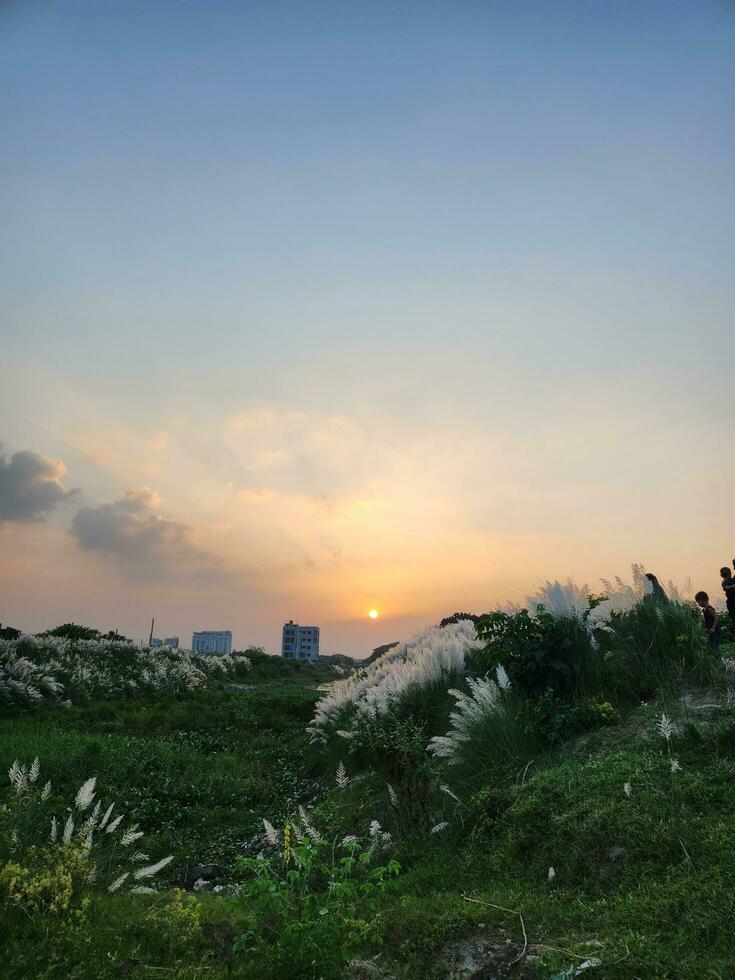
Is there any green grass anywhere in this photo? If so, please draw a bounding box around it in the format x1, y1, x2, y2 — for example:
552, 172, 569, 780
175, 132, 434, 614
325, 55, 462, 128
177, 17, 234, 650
3, 649, 735, 977
0, 670, 325, 872
372, 702, 735, 978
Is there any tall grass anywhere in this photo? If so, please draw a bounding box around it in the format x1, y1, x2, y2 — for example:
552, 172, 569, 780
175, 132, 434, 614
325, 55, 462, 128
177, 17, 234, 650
602, 599, 715, 700
428, 671, 532, 779
0, 635, 250, 711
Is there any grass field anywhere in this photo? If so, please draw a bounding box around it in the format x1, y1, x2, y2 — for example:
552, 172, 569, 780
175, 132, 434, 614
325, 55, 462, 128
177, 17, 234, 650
2, 634, 735, 978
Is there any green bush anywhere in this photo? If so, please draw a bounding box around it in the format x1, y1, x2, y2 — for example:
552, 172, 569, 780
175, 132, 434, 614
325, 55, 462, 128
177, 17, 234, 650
472, 607, 601, 701
525, 691, 619, 746
233, 824, 399, 978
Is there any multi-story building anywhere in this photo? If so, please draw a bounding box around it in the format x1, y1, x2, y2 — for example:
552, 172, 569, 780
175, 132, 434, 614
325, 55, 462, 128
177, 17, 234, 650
191, 630, 232, 655
163, 636, 179, 649
281, 621, 320, 662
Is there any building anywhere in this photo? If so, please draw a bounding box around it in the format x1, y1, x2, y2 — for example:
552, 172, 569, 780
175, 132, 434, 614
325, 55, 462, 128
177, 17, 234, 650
163, 636, 179, 648
281, 621, 320, 662
191, 630, 232, 655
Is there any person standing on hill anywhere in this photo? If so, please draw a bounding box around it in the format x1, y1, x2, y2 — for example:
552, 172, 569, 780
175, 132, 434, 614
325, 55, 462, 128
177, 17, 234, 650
645, 573, 670, 604
695, 592, 721, 649
720, 566, 735, 629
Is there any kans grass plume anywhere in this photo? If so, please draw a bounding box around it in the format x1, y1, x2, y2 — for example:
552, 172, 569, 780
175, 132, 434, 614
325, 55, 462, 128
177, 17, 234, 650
308, 620, 481, 744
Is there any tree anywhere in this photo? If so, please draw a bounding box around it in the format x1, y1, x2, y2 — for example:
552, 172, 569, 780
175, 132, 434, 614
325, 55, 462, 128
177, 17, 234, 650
41, 623, 101, 641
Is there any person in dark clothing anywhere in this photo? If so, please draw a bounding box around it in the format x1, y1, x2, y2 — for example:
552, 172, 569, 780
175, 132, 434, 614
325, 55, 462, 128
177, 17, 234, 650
645, 573, 669, 604
695, 591, 721, 649
720, 559, 735, 629
720, 566, 735, 630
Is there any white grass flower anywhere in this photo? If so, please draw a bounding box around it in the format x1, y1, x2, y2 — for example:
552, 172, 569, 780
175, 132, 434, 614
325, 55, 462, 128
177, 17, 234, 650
99, 802, 115, 829
50, 816, 58, 843
527, 580, 592, 621
298, 805, 320, 841
75, 776, 97, 811
121, 828, 144, 847
8, 760, 22, 787
431, 822, 449, 834
131, 851, 149, 862
623, 782, 632, 798
108, 871, 129, 893
387, 783, 399, 808
29, 757, 40, 783
367, 819, 392, 848
335, 762, 349, 789
9, 760, 28, 795
670, 758, 682, 773
105, 814, 124, 834
262, 819, 280, 845
130, 885, 156, 894
133, 855, 173, 879
439, 783, 462, 804
41, 780, 51, 801
341, 835, 359, 846
308, 620, 480, 743
548, 866, 556, 881
657, 713, 673, 743
62, 813, 75, 844
496, 664, 511, 690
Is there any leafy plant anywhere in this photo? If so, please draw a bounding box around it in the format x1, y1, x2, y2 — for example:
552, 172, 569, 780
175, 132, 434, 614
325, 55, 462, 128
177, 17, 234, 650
472, 607, 601, 701
524, 691, 618, 746
233, 815, 400, 977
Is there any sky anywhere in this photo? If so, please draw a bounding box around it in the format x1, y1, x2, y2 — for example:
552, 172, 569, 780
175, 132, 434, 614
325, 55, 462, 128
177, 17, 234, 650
1, 0, 734, 655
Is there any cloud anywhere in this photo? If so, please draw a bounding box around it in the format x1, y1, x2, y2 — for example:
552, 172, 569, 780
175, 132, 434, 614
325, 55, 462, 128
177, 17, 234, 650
0, 447, 77, 523
70, 487, 212, 575
117, 486, 161, 512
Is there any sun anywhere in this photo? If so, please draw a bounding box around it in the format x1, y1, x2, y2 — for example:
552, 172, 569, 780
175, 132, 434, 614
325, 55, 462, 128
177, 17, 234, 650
368, 609, 379, 619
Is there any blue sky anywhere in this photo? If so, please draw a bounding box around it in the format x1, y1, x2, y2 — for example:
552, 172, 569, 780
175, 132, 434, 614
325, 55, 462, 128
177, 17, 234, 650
1, 1, 733, 653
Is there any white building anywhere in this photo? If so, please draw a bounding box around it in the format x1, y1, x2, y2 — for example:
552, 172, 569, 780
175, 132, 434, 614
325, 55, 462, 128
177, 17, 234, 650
281, 621, 320, 662
192, 630, 232, 655
150, 635, 179, 649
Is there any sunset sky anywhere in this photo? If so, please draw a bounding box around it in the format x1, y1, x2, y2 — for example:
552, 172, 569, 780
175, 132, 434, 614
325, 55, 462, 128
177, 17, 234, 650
2, 1, 734, 655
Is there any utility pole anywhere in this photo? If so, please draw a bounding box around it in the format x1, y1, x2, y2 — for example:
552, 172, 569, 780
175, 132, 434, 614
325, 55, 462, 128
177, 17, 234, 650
149, 617, 155, 645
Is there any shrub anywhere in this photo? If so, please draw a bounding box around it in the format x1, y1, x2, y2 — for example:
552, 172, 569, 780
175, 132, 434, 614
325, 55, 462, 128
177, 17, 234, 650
472, 606, 601, 701
233, 813, 399, 978
145, 888, 203, 955
524, 691, 619, 746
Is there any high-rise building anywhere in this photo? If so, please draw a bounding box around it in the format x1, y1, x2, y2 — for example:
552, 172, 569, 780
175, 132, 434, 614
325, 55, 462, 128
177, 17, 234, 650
191, 630, 232, 655
281, 621, 320, 662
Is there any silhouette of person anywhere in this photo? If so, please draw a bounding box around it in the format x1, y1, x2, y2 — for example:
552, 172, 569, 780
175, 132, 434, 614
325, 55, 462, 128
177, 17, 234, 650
720, 566, 735, 629
644, 573, 669, 604
695, 591, 721, 649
